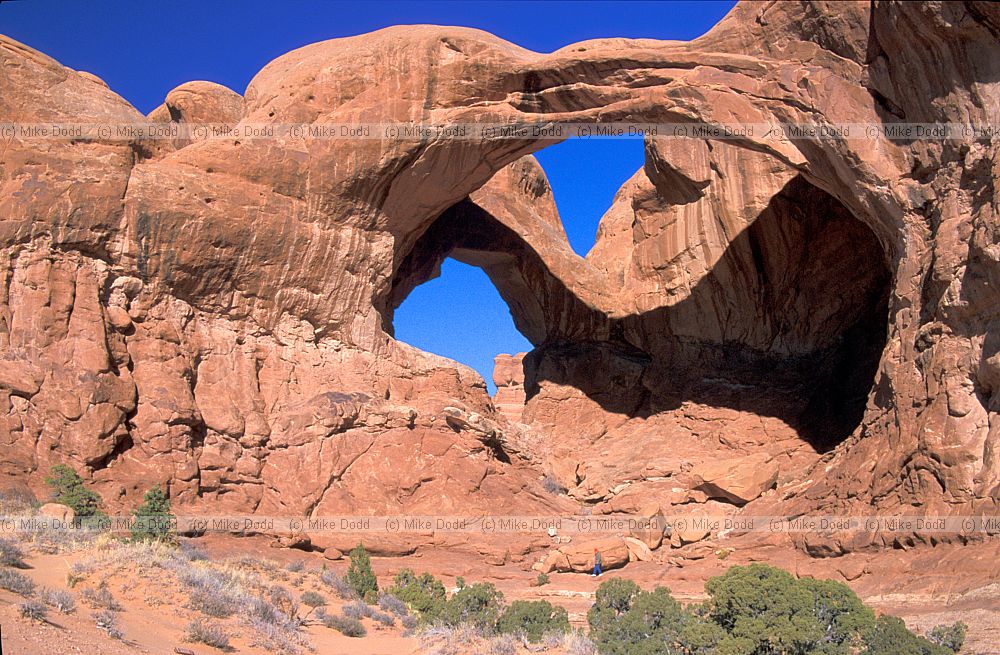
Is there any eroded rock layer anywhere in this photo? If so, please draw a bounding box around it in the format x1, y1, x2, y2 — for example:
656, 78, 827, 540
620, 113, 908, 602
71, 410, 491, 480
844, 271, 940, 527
1, 0, 999, 558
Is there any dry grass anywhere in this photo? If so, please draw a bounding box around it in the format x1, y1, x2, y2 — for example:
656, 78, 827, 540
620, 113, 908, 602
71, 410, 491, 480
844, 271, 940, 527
0, 529, 595, 654
0, 568, 36, 596
0, 537, 26, 567
185, 618, 231, 650
18, 599, 48, 622
40, 587, 76, 613
320, 611, 367, 637
94, 608, 124, 640
67, 539, 315, 653
81, 582, 122, 611
560, 630, 598, 655
417, 623, 484, 655
416, 623, 592, 655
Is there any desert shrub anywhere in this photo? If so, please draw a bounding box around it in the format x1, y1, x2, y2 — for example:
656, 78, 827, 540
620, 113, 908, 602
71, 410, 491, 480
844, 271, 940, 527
562, 629, 598, 655
401, 614, 418, 631
300, 590, 326, 608
19, 599, 47, 621
268, 584, 298, 618
285, 560, 304, 572
543, 475, 568, 495
589, 585, 689, 654
378, 592, 409, 617
343, 599, 374, 620
584, 564, 941, 655
40, 587, 76, 613
322, 612, 367, 637
372, 610, 395, 626
442, 581, 504, 633
544, 631, 566, 648
0, 486, 37, 513
67, 561, 90, 587
190, 587, 240, 618
321, 570, 358, 600
185, 619, 230, 650
677, 615, 734, 654
0, 537, 26, 568
45, 464, 102, 517
455, 575, 466, 589
81, 583, 122, 611
0, 568, 36, 596
497, 599, 570, 643
346, 543, 378, 599
232, 554, 278, 572
177, 566, 243, 618
705, 564, 876, 654
418, 624, 482, 652
799, 577, 877, 648
250, 617, 311, 654
247, 594, 290, 627
929, 622, 967, 652
94, 609, 124, 639
586, 578, 641, 635
131, 485, 173, 541
485, 632, 519, 655
176, 564, 223, 589
388, 568, 447, 623
179, 541, 209, 561
536, 572, 550, 587
863, 615, 953, 655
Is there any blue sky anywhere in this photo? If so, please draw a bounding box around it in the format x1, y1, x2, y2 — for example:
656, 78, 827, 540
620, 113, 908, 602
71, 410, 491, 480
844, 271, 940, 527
0, 0, 735, 393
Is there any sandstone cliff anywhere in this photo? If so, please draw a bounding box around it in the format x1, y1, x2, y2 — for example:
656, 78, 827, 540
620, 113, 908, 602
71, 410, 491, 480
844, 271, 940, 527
1, 1, 998, 558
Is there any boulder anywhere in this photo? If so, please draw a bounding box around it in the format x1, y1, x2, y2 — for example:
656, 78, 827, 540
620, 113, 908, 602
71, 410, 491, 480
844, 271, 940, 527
629, 502, 667, 550
671, 524, 711, 547
623, 536, 654, 562
534, 537, 630, 574
307, 533, 423, 557
39, 503, 75, 523
689, 454, 780, 506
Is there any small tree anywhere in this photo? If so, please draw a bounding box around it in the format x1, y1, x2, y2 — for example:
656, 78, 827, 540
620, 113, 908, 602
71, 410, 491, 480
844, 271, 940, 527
443, 582, 504, 632
929, 622, 967, 653
589, 585, 689, 655
863, 615, 953, 655
300, 591, 327, 620
587, 578, 641, 636
497, 600, 570, 643
703, 563, 880, 654
346, 543, 378, 599
388, 569, 446, 623
131, 485, 173, 541
45, 465, 102, 517
678, 616, 740, 655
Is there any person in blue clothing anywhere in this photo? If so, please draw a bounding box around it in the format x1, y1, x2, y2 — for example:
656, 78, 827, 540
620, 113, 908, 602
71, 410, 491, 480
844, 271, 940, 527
592, 548, 602, 576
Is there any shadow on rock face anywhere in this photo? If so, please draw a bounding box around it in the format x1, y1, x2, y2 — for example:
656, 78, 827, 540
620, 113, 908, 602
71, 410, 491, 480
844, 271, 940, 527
390, 174, 891, 454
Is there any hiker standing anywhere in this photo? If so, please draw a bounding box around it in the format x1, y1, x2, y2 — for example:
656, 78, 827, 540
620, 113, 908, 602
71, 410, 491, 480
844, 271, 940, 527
592, 547, 603, 576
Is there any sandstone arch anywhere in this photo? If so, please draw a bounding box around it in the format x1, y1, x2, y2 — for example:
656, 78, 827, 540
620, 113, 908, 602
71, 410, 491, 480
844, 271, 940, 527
1, 1, 998, 555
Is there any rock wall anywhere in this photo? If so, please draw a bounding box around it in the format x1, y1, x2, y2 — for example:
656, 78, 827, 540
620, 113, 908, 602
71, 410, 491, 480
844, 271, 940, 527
1, 1, 998, 556
492, 353, 527, 423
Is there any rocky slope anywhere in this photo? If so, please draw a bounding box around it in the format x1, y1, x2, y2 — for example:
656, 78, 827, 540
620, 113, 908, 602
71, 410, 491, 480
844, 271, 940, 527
1, 0, 998, 560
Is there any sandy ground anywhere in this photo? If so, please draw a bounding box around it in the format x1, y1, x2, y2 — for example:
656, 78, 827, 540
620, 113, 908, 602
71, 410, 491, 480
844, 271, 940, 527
1, 533, 998, 654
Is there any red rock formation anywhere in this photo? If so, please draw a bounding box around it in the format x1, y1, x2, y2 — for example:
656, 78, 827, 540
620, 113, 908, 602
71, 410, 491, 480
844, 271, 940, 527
492, 353, 527, 423
1, 1, 998, 560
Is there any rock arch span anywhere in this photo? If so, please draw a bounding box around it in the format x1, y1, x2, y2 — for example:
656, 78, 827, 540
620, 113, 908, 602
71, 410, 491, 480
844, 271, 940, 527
1, 1, 998, 555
